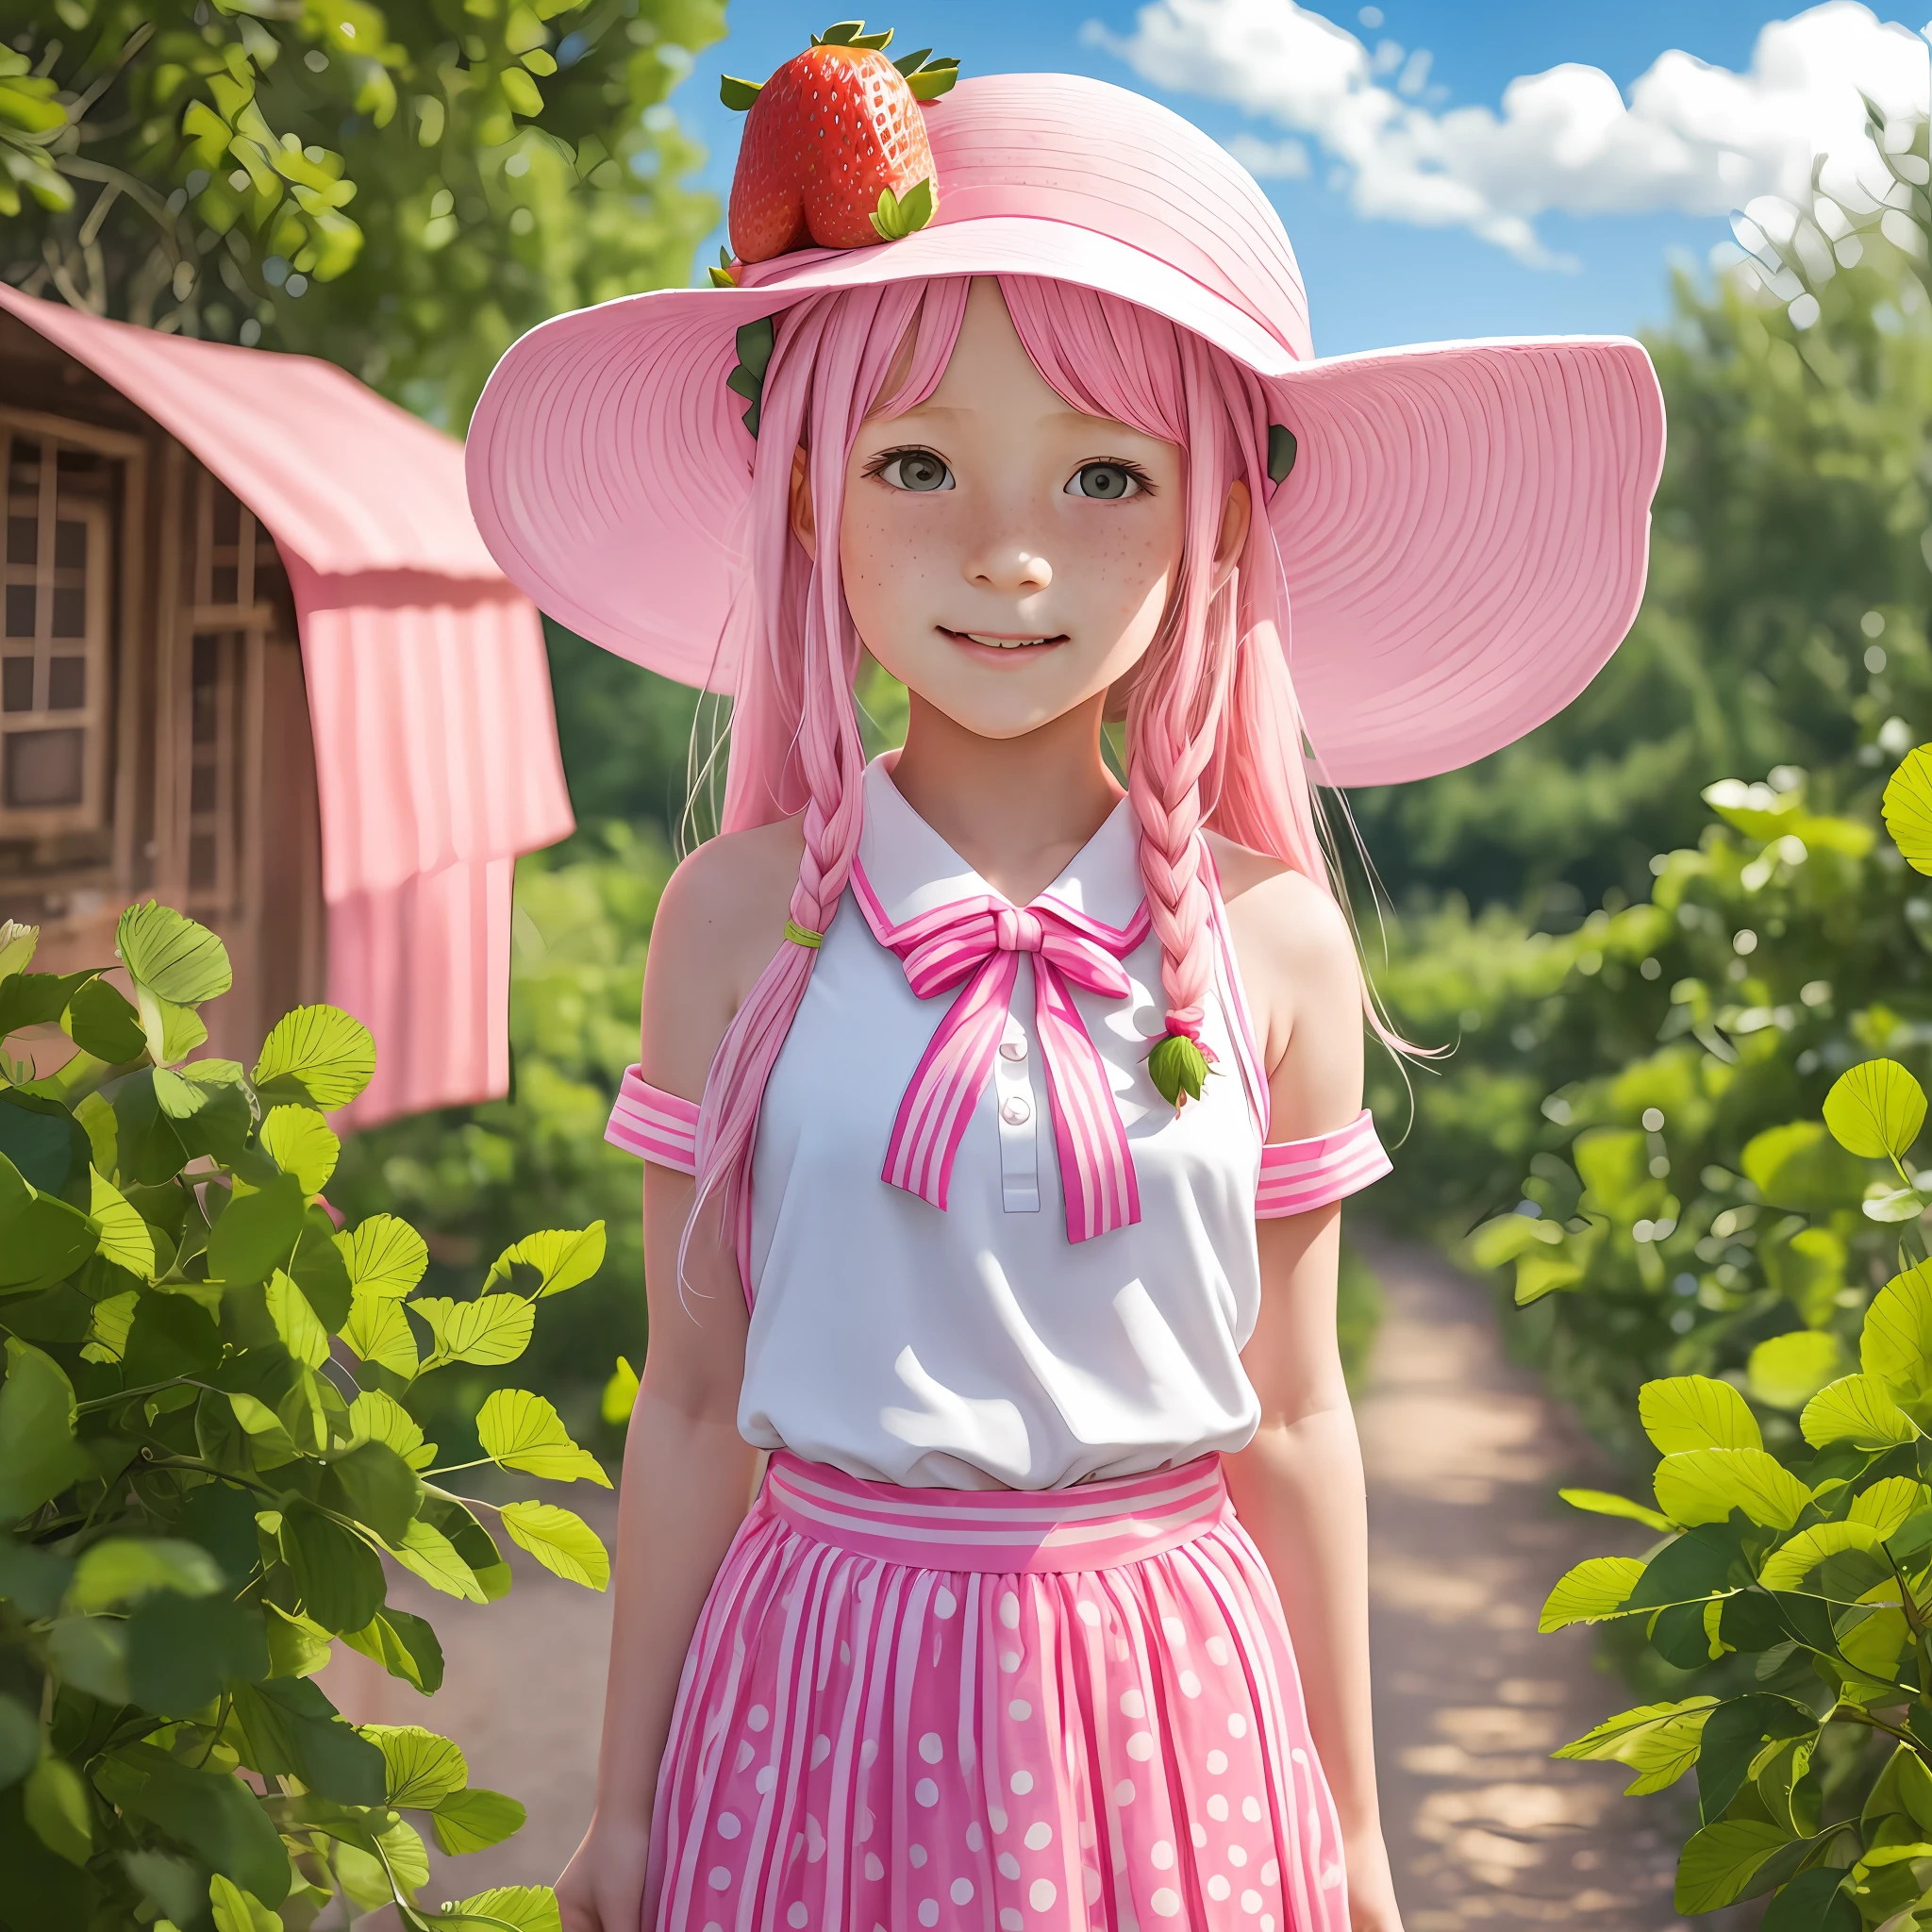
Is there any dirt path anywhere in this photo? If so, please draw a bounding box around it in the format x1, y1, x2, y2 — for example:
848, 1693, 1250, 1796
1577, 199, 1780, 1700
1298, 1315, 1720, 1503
332, 1239, 1693, 1925
1353, 1233, 1687, 1930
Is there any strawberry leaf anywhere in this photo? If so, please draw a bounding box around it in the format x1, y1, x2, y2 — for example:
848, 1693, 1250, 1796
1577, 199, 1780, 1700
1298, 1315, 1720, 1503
892, 47, 932, 76
870, 175, 935, 242
708, 246, 738, 289
850, 28, 894, 49
719, 74, 762, 111
817, 22, 867, 45
906, 58, 959, 102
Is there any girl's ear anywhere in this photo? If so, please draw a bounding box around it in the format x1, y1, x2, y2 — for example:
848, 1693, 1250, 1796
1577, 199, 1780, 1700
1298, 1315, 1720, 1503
790, 444, 816, 561
1212, 478, 1251, 596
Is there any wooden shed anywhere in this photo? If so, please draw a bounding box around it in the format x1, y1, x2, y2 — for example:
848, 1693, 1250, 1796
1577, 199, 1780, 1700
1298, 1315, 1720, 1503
0, 287, 573, 1124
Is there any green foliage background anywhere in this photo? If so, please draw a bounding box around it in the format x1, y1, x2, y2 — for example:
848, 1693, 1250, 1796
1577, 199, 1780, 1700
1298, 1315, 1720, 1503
1, 0, 725, 425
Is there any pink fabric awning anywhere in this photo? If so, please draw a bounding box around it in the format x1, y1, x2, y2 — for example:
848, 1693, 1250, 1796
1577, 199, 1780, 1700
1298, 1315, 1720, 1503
0, 287, 575, 1124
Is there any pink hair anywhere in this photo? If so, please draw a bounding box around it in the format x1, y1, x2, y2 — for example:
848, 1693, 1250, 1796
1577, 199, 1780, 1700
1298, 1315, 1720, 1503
689, 275, 1342, 1288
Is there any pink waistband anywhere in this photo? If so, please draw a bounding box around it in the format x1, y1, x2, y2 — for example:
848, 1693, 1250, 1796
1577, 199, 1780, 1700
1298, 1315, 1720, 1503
761, 1451, 1231, 1574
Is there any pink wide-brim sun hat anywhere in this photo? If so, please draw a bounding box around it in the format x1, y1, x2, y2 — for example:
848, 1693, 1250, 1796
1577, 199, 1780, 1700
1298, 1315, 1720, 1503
466, 73, 1665, 790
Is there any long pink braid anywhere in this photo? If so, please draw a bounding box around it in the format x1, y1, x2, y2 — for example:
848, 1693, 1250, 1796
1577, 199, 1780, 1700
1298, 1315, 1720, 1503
691, 274, 1357, 1291
688, 279, 970, 1286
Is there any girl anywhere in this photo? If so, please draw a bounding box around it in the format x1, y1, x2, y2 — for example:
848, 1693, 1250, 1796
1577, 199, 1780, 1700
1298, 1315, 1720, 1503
468, 64, 1664, 1932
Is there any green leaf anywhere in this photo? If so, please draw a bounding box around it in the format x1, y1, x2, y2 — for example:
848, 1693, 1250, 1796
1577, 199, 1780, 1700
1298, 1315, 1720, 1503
262, 1602, 334, 1679
1557, 1487, 1674, 1532
0, 1152, 99, 1291
208, 1174, 308, 1288
279, 1502, 385, 1634
349, 1388, 434, 1470
252, 1004, 375, 1110
484, 1223, 607, 1299
1761, 1869, 1857, 1932
124, 1291, 221, 1386
208, 1872, 282, 1932
498, 1501, 609, 1589
139, 992, 208, 1070
441, 1886, 562, 1931
338, 1607, 444, 1694
259, 1106, 341, 1195
323, 1439, 422, 1544
22, 1755, 91, 1864
601, 1355, 639, 1426
432, 1786, 527, 1856
0, 1089, 92, 1202
718, 72, 762, 109
869, 174, 936, 242
1757, 1520, 1892, 1596
1467, 1211, 1562, 1268
1640, 1374, 1763, 1453
1574, 1126, 1658, 1219
1674, 1818, 1794, 1915
1884, 743, 1932, 874
230, 1674, 386, 1805
1511, 1246, 1583, 1306
0, 967, 89, 1037
1863, 1185, 1926, 1223
1742, 1119, 1872, 1211
0, 1693, 38, 1789
1552, 1696, 1717, 1795
0, 1534, 74, 1618
49, 1612, 128, 1701
1801, 1374, 1919, 1448
83, 1289, 137, 1364
1847, 1475, 1928, 1537
334, 1213, 427, 1298
904, 56, 959, 100
265, 1268, 330, 1368
1864, 1261, 1932, 1400
1538, 1556, 1648, 1632
389, 1518, 488, 1604
341, 1288, 420, 1377
1825, 1058, 1927, 1160
1695, 1694, 1820, 1823
1747, 1331, 1843, 1410
63, 976, 146, 1065
67, 1537, 222, 1610
101, 1742, 291, 1905
125, 1590, 270, 1715
476, 1389, 610, 1486
364, 1724, 467, 1807
87, 1170, 155, 1282
0, 919, 37, 980
1145, 1031, 1211, 1109
116, 901, 232, 1005
1654, 1448, 1811, 1529
1765, 1224, 1847, 1328
415, 1294, 535, 1367
0, 1338, 90, 1519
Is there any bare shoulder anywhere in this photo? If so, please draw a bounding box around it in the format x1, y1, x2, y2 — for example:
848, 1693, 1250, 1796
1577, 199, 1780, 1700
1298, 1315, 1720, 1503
1204, 831, 1362, 1079
641, 816, 805, 1095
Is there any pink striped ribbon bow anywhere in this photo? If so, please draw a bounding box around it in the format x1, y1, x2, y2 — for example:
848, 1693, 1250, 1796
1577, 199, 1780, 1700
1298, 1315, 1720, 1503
865, 890, 1153, 1242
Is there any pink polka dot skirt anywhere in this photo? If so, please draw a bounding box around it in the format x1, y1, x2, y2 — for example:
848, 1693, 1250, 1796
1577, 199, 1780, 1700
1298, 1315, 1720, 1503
643, 1454, 1348, 1930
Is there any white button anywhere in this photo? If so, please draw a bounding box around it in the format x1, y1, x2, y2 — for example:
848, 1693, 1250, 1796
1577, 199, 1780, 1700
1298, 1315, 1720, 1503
998, 1038, 1027, 1061
1000, 1095, 1031, 1125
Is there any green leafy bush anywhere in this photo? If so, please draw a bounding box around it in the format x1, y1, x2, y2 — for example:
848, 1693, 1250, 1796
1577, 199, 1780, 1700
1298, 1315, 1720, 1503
1542, 1274, 1932, 1926
0, 905, 607, 1931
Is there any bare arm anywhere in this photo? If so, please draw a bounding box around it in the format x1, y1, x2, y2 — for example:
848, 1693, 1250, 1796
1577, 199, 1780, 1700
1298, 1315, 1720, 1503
1211, 839, 1402, 1932
558, 817, 802, 1932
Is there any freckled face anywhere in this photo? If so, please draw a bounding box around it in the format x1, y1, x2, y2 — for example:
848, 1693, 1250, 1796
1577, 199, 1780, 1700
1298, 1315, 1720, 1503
833, 278, 1185, 741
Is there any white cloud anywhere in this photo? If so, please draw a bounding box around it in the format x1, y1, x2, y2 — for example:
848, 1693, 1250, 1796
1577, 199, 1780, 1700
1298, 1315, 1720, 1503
1224, 133, 1313, 177
1082, 1, 1932, 268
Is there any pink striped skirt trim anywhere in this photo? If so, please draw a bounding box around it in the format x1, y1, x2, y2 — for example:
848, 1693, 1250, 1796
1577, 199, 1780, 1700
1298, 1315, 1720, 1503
644, 1453, 1348, 1932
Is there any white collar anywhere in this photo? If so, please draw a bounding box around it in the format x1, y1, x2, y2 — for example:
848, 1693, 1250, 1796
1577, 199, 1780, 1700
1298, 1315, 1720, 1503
852, 755, 1145, 943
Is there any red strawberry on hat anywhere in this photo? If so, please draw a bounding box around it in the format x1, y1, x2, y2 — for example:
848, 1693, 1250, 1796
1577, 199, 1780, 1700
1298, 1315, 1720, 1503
719, 21, 959, 268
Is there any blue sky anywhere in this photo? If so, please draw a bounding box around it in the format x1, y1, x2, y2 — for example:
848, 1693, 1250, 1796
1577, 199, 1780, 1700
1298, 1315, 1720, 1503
673, 1, 1927, 354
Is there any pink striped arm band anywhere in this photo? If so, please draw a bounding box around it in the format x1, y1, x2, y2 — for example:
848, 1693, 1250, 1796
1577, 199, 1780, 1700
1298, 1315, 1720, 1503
1256, 1109, 1391, 1219
605, 1066, 699, 1174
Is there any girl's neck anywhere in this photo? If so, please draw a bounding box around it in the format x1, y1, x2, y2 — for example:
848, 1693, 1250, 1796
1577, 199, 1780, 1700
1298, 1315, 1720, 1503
888, 691, 1122, 907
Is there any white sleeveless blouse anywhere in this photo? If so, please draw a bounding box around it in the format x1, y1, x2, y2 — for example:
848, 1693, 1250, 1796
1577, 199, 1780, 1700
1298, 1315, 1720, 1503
745, 759, 1273, 1491
608, 758, 1391, 1491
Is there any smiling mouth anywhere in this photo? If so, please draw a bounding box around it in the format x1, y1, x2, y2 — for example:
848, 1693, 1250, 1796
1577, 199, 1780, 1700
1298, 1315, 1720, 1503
941, 627, 1068, 652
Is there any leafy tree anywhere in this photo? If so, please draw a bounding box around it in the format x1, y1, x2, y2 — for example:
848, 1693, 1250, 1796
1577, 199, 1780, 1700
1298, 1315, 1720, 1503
0, 0, 724, 425
0, 904, 608, 1930
1349, 178, 1931, 917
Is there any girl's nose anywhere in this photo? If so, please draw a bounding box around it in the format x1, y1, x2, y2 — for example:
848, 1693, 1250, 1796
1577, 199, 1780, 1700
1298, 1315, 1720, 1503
966, 535, 1053, 594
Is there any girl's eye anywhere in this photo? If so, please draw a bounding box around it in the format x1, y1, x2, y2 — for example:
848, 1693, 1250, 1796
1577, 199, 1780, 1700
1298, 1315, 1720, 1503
876, 450, 954, 492
1066, 462, 1144, 500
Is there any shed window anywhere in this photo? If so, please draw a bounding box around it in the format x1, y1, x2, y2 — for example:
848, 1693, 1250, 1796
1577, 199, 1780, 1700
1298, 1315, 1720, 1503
0, 431, 108, 837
